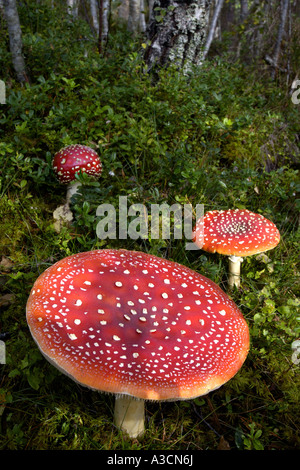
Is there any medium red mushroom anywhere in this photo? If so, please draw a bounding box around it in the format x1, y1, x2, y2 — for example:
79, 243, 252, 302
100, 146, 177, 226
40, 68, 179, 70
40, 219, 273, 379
26, 249, 249, 438
193, 209, 280, 288
52, 144, 102, 231
53, 144, 102, 200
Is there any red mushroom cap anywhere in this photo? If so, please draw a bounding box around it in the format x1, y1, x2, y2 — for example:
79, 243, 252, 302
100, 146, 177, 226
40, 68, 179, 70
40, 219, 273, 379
52, 144, 102, 184
26, 249, 249, 401
193, 209, 280, 257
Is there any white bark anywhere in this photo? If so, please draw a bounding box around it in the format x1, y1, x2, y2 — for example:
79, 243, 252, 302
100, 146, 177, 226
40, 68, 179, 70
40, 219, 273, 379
117, 0, 146, 33
271, 0, 289, 78
145, 0, 212, 74
148, 0, 155, 21
118, 0, 129, 23
240, 0, 248, 22
67, 0, 79, 17
139, 0, 147, 32
3, 0, 28, 83
128, 0, 141, 33
90, 0, 99, 35
102, 0, 109, 39
97, 0, 110, 52
202, 0, 224, 60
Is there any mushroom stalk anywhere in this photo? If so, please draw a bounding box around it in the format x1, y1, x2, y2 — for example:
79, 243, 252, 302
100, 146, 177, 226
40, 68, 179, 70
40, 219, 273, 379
193, 209, 280, 290
53, 182, 82, 232
114, 395, 145, 438
52, 144, 102, 232
228, 256, 243, 289
66, 181, 81, 204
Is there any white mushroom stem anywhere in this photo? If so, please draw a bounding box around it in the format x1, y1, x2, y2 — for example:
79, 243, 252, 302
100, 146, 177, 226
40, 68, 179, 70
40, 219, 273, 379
53, 181, 81, 232
114, 395, 145, 438
66, 180, 81, 204
228, 256, 243, 288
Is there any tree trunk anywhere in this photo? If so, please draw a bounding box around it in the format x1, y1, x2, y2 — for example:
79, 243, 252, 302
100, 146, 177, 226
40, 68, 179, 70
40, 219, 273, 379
128, 0, 141, 33
144, 0, 212, 74
139, 0, 146, 32
67, 0, 79, 17
98, 0, 110, 52
102, 0, 110, 40
90, 0, 99, 35
202, 0, 224, 60
271, 0, 289, 79
3, 0, 29, 83
118, 0, 129, 24
240, 0, 248, 22
148, 0, 155, 21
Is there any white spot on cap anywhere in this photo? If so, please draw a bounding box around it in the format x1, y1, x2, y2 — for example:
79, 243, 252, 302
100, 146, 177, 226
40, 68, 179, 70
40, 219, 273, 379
68, 333, 77, 340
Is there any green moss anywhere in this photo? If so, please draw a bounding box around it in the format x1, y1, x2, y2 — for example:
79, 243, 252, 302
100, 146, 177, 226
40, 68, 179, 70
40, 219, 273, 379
0, 5, 299, 451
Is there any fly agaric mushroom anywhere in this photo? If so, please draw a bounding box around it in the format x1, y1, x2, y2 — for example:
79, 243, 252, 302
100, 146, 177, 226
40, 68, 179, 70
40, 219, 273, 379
26, 249, 249, 438
52, 144, 102, 231
53, 144, 102, 201
193, 209, 280, 288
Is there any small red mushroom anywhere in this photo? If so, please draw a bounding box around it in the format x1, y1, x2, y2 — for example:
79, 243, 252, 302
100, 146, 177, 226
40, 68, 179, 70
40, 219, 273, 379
53, 144, 102, 193
193, 209, 280, 288
26, 249, 249, 438
52, 145, 102, 231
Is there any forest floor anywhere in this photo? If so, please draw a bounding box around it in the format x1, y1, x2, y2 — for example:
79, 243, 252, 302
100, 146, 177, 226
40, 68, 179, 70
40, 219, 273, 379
0, 11, 299, 452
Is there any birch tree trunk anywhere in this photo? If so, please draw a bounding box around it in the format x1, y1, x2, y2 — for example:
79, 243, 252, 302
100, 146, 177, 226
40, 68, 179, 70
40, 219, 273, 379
148, 0, 155, 21
202, 0, 224, 60
139, 0, 146, 32
271, 0, 289, 78
102, 0, 110, 40
128, 0, 140, 32
240, 0, 248, 22
3, 0, 29, 83
127, 0, 146, 33
118, 0, 129, 24
98, 0, 110, 52
144, 0, 212, 74
67, 0, 79, 17
90, 0, 99, 35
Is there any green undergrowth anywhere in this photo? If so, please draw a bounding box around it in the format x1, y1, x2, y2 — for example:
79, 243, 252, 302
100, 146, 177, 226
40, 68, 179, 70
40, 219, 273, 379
0, 6, 299, 450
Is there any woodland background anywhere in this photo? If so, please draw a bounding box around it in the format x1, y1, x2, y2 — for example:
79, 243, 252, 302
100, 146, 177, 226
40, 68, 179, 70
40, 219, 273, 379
0, 0, 299, 451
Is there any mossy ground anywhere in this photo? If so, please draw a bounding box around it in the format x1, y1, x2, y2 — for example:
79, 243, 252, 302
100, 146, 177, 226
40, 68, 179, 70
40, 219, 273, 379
0, 4, 299, 451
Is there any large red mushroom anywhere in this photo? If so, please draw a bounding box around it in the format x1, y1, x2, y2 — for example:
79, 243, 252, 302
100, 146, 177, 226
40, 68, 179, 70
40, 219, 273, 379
26, 249, 249, 438
193, 209, 280, 288
52, 144, 102, 231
